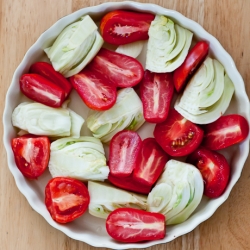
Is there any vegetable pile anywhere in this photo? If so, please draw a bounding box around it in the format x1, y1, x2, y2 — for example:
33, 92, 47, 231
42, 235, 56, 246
10, 9, 249, 244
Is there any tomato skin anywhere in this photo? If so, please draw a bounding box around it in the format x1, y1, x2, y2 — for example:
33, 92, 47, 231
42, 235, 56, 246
202, 114, 249, 150
187, 147, 230, 198
20, 74, 65, 108
100, 10, 155, 45
45, 177, 90, 224
154, 109, 204, 157
11, 135, 50, 179
87, 48, 144, 88
109, 130, 142, 177
69, 68, 117, 111
108, 174, 152, 194
173, 41, 209, 92
140, 70, 174, 123
29, 62, 72, 98
133, 138, 168, 186
106, 207, 166, 243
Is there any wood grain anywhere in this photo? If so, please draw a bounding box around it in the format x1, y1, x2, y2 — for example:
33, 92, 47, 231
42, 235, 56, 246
0, 0, 249, 249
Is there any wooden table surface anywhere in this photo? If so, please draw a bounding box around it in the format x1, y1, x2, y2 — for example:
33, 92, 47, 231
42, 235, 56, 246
1, 0, 250, 249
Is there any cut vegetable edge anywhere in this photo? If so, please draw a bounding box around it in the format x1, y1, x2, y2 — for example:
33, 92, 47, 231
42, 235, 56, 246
115, 41, 145, 58
174, 73, 235, 124
64, 31, 104, 78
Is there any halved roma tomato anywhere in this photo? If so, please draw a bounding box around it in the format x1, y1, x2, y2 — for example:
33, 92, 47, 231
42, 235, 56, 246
87, 48, 144, 88
109, 130, 142, 177
140, 70, 174, 123
20, 74, 65, 108
108, 173, 152, 195
154, 109, 204, 157
106, 208, 166, 243
100, 10, 155, 45
69, 68, 117, 111
11, 134, 50, 179
133, 138, 169, 186
29, 62, 72, 98
45, 177, 90, 223
173, 41, 209, 92
202, 114, 249, 150
187, 147, 230, 198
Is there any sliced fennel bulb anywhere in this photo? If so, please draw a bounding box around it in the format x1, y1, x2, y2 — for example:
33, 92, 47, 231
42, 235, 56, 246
11, 102, 84, 137
88, 181, 147, 219
65, 32, 104, 78
68, 109, 85, 138
146, 15, 193, 72
86, 88, 145, 143
115, 41, 145, 58
199, 59, 224, 108
49, 137, 109, 181
45, 15, 104, 77
147, 160, 203, 225
174, 57, 235, 124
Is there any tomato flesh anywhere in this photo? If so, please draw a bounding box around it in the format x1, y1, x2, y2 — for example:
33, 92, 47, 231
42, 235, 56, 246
133, 138, 168, 186
154, 109, 204, 157
45, 177, 90, 223
108, 173, 152, 195
202, 114, 249, 150
87, 48, 144, 88
20, 74, 65, 108
70, 68, 117, 111
100, 10, 155, 45
109, 130, 142, 177
106, 208, 166, 243
29, 61, 72, 98
173, 41, 209, 92
11, 135, 50, 179
140, 70, 174, 123
187, 147, 230, 198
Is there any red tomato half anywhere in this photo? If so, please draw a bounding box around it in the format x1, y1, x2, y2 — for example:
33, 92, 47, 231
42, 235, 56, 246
69, 68, 117, 111
108, 173, 152, 195
106, 208, 166, 243
11, 135, 50, 179
187, 147, 230, 198
133, 138, 169, 186
29, 62, 72, 98
100, 10, 155, 45
140, 70, 174, 123
20, 74, 65, 108
45, 177, 90, 223
87, 48, 144, 88
109, 130, 142, 177
154, 109, 204, 157
202, 114, 249, 150
173, 41, 209, 92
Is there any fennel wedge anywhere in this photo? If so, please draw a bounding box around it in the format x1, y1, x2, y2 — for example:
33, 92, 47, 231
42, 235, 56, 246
147, 160, 203, 225
49, 137, 109, 181
88, 181, 147, 219
146, 15, 193, 72
45, 15, 103, 78
11, 102, 84, 137
174, 57, 235, 124
86, 88, 145, 143
115, 41, 145, 58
